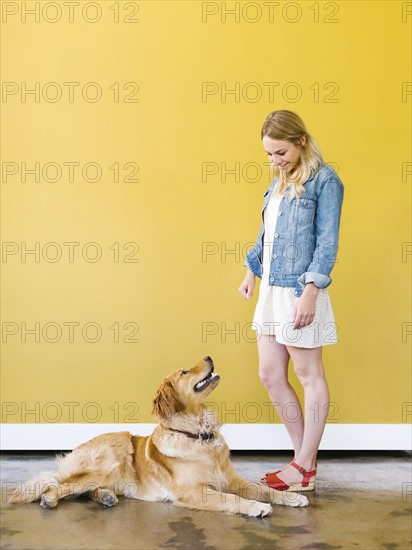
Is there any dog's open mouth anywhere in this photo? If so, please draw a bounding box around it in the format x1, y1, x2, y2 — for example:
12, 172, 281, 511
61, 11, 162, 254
194, 367, 219, 392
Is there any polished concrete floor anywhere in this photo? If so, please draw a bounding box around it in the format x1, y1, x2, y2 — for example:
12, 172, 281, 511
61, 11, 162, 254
1, 451, 411, 550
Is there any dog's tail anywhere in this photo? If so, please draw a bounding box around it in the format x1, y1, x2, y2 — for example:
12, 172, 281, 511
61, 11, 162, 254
8, 471, 59, 504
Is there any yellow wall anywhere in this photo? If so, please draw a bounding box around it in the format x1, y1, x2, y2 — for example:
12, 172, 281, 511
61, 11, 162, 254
1, 1, 411, 426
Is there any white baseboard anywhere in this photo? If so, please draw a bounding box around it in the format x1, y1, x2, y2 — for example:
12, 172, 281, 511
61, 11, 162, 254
1, 424, 411, 451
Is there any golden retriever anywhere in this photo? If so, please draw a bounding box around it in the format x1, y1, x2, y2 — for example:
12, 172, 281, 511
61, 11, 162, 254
9, 356, 308, 516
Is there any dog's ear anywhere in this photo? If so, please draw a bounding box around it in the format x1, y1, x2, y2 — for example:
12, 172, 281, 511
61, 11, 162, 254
152, 379, 185, 420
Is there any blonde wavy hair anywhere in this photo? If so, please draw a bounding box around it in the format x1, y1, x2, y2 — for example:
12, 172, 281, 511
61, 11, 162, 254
261, 110, 323, 199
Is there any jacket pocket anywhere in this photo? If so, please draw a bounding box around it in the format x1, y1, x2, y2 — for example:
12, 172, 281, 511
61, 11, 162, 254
297, 197, 316, 227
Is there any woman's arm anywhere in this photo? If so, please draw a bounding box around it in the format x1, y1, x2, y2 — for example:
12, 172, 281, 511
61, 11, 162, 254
238, 269, 256, 300
297, 174, 344, 291
294, 175, 344, 329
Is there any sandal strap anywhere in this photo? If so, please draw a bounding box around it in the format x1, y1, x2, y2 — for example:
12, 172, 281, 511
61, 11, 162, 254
262, 471, 289, 491
290, 459, 317, 485
263, 471, 283, 484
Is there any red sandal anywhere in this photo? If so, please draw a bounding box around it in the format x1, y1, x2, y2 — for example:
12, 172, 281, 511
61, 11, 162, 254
260, 460, 295, 484
261, 459, 317, 491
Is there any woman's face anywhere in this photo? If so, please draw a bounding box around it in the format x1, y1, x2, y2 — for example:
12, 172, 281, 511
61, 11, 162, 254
262, 135, 306, 173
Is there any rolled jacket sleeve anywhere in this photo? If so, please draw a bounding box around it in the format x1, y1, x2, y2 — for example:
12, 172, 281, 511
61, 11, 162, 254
297, 271, 332, 289
298, 175, 344, 290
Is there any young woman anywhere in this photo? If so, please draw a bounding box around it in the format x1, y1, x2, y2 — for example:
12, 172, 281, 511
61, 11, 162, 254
238, 110, 344, 491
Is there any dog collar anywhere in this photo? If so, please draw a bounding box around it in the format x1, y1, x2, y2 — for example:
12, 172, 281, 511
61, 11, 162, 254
169, 428, 215, 442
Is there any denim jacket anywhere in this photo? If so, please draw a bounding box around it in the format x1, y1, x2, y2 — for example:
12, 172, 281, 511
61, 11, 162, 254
244, 161, 344, 297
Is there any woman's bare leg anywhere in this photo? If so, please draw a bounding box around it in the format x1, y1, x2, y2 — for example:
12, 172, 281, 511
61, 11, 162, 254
257, 334, 304, 455
273, 344, 329, 484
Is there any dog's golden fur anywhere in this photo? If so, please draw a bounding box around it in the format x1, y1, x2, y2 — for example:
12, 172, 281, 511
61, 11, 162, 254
9, 357, 308, 516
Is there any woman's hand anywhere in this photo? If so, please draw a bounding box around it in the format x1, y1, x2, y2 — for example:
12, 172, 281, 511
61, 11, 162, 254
238, 270, 256, 300
293, 283, 319, 329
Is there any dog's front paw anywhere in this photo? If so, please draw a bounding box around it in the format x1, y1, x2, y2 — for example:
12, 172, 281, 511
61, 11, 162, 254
242, 501, 273, 517
40, 493, 58, 509
100, 491, 118, 507
279, 492, 308, 507
89, 488, 119, 507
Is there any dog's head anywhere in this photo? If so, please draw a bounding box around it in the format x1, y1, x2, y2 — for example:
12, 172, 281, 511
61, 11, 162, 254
152, 356, 220, 420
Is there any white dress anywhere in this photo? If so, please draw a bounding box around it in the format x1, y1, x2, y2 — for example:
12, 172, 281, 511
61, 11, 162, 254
251, 188, 338, 348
